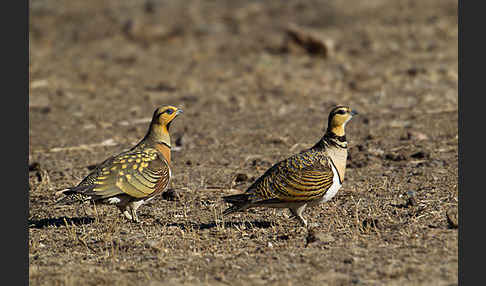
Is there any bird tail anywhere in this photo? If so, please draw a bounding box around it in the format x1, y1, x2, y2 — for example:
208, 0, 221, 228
222, 194, 251, 215
53, 187, 91, 206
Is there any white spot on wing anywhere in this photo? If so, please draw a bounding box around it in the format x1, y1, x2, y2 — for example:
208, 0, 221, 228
107, 197, 121, 204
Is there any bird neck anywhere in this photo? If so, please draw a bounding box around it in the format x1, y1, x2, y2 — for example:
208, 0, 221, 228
329, 125, 345, 137
135, 124, 172, 163
146, 124, 171, 146
314, 129, 348, 149
318, 130, 349, 182
154, 142, 171, 164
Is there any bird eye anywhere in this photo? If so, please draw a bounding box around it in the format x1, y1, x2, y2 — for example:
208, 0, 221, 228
165, 109, 174, 115
336, 109, 346, 115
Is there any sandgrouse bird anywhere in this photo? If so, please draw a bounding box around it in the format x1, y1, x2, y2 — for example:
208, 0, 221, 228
56, 106, 183, 222
223, 105, 357, 227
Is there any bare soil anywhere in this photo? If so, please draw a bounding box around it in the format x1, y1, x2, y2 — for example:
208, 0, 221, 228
29, 1, 458, 285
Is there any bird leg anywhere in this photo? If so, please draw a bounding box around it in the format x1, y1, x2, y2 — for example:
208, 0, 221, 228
128, 200, 145, 223
124, 210, 134, 221
117, 204, 133, 221
289, 204, 308, 227
130, 209, 139, 223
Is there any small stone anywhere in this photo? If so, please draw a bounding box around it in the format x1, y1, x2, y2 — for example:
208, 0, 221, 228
407, 130, 429, 141
343, 258, 354, 264
368, 147, 385, 157
175, 135, 184, 147
162, 189, 182, 201
29, 162, 41, 172
400, 190, 418, 207
406, 196, 417, 207
268, 136, 288, 144
29, 94, 50, 110
385, 153, 406, 161
283, 24, 333, 58
446, 207, 458, 229
146, 239, 161, 250
406, 67, 426, 77
234, 173, 249, 184
410, 151, 429, 159
306, 229, 335, 247
388, 120, 411, 128
31, 79, 49, 89
144, 0, 155, 14
277, 235, 290, 241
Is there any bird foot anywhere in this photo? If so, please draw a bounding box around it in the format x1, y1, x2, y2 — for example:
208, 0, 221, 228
296, 216, 308, 228
122, 210, 133, 221
131, 214, 140, 223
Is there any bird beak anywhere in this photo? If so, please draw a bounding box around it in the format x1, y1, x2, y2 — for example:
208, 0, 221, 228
176, 109, 183, 116
351, 109, 358, 116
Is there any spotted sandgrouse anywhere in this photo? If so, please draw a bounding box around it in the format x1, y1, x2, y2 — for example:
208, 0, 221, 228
56, 106, 183, 222
222, 105, 357, 227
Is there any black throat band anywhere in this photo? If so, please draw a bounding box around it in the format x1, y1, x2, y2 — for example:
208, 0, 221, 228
326, 132, 347, 142
159, 141, 172, 149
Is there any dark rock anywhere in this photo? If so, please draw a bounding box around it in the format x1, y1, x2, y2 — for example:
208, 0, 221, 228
29, 162, 41, 172
446, 207, 458, 229
410, 151, 429, 159
162, 189, 182, 201
234, 173, 249, 184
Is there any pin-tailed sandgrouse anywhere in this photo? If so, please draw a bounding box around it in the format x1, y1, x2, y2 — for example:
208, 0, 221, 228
56, 106, 183, 222
223, 105, 357, 227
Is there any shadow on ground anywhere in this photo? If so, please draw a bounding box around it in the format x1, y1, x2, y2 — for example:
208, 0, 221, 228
161, 220, 274, 231
29, 216, 95, 229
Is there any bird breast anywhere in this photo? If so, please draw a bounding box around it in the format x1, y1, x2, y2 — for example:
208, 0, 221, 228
324, 148, 348, 182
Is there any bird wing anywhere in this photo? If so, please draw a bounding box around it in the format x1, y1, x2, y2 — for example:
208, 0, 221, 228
247, 151, 335, 202
71, 148, 170, 200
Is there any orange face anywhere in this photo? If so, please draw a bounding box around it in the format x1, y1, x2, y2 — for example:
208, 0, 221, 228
152, 106, 183, 128
328, 106, 357, 135
329, 106, 356, 127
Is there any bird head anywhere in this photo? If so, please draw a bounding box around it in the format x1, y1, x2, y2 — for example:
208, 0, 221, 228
327, 105, 358, 136
152, 106, 183, 130
147, 105, 183, 147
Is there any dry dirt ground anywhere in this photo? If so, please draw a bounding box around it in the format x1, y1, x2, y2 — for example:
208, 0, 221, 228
29, 1, 458, 285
